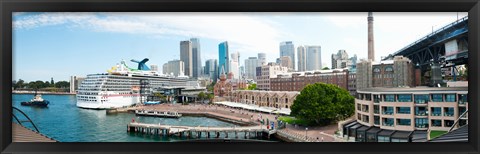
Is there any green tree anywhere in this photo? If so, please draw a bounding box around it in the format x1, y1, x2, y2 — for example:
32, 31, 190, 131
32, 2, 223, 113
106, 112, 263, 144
322, 67, 330, 70
247, 83, 257, 90
16, 79, 25, 89
55, 81, 70, 89
207, 82, 216, 92
198, 92, 206, 103
290, 83, 355, 125
207, 93, 214, 103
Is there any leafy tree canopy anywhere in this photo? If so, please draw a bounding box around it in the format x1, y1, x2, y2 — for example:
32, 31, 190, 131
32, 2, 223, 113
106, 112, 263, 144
290, 83, 355, 126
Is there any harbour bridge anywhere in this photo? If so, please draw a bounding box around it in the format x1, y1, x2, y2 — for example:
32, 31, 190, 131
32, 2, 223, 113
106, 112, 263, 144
382, 16, 468, 85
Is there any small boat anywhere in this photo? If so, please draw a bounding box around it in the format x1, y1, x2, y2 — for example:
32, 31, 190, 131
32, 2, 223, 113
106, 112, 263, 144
21, 92, 49, 107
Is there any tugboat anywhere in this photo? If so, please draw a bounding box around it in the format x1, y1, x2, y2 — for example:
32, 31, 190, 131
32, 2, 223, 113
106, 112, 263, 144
21, 91, 50, 107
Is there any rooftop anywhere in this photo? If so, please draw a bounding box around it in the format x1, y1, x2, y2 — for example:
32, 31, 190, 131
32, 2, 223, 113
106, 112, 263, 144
357, 86, 468, 93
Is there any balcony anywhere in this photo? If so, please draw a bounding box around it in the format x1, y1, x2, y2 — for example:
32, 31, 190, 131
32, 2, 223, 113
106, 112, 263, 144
382, 111, 394, 115
458, 101, 467, 105
415, 112, 428, 116
444, 113, 454, 117
374, 109, 379, 114
431, 113, 442, 116
415, 124, 429, 128
414, 100, 428, 104
382, 123, 394, 127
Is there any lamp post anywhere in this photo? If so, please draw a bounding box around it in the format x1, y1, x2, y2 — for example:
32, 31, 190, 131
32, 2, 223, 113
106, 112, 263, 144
305, 127, 308, 140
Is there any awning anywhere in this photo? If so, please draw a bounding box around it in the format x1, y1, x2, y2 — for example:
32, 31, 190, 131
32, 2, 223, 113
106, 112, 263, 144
213, 101, 289, 115
391, 131, 413, 139
411, 130, 428, 142
366, 127, 381, 134
357, 126, 371, 132
377, 129, 395, 137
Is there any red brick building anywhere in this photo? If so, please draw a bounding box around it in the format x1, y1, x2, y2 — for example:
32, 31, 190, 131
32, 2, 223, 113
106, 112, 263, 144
270, 69, 349, 91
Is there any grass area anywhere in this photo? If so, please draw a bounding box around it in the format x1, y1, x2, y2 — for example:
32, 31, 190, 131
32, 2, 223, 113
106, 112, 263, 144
430, 130, 448, 139
278, 116, 310, 126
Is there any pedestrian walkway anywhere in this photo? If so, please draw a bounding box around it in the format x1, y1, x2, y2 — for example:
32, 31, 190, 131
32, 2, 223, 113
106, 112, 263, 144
12, 123, 56, 142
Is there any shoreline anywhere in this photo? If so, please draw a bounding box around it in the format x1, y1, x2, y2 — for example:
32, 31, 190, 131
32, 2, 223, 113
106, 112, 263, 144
12, 91, 75, 95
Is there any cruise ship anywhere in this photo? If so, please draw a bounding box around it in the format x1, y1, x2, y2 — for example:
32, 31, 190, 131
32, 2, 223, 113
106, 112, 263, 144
76, 58, 190, 109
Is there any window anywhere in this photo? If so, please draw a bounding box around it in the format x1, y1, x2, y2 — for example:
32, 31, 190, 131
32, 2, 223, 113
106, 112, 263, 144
374, 105, 379, 114
384, 94, 395, 102
374, 116, 380, 125
445, 94, 456, 102
391, 138, 408, 142
383, 118, 394, 126
444, 107, 454, 117
398, 94, 412, 102
431, 119, 442, 127
365, 94, 372, 101
432, 94, 443, 102
444, 120, 454, 127
385, 67, 393, 72
431, 107, 441, 116
382, 107, 394, 115
373, 95, 380, 103
396, 107, 411, 114
378, 136, 390, 142
415, 118, 428, 128
397, 119, 411, 126
414, 94, 429, 104
458, 94, 467, 104
415, 107, 427, 116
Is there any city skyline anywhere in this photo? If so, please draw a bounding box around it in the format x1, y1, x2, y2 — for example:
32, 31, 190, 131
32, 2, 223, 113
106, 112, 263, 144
13, 12, 468, 82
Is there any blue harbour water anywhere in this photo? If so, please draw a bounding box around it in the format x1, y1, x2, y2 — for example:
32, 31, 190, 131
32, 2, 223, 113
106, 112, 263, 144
13, 94, 267, 142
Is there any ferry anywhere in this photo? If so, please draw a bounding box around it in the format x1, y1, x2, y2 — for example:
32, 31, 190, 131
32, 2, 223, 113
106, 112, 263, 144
76, 58, 191, 109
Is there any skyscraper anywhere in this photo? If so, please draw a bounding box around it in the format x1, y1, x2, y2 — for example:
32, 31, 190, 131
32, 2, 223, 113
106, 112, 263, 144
245, 57, 259, 80
162, 60, 185, 77
230, 52, 240, 79
297, 46, 306, 72
205, 59, 218, 82
368, 12, 375, 61
190, 38, 201, 78
258, 53, 266, 66
180, 40, 193, 77
306, 46, 322, 71
331, 49, 350, 69
280, 41, 295, 70
280, 56, 293, 71
218, 41, 229, 77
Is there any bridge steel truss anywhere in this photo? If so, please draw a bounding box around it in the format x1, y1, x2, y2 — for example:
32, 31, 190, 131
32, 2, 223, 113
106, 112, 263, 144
384, 16, 469, 70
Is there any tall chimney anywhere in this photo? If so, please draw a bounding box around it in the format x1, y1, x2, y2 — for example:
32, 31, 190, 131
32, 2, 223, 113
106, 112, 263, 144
368, 12, 375, 61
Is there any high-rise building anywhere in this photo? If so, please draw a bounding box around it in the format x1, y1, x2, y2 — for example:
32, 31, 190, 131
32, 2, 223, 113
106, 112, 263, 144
245, 57, 259, 80
70, 76, 85, 94
163, 60, 185, 77
368, 12, 375, 61
297, 46, 306, 72
279, 56, 293, 71
218, 41, 229, 76
239, 66, 245, 79
258, 53, 266, 66
205, 59, 218, 82
150, 65, 158, 72
332, 50, 352, 69
180, 40, 193, 77
230, 52, 240, 79
190, 38, 201, 78
306, 46, 322, 71
280, 41, 295, 70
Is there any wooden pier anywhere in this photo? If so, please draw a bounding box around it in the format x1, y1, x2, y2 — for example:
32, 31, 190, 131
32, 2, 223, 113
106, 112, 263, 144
127, 122, 276, 139
12, 123, 57, 142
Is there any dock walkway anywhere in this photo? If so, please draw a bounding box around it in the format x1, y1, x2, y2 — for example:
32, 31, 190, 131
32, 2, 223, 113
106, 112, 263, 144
12, 123, 56, 142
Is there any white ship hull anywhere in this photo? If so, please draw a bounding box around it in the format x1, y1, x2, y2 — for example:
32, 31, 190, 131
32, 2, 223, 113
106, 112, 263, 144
76, 95, 140, 109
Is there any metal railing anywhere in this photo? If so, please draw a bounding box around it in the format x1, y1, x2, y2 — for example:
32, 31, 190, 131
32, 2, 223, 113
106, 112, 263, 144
12, 107, 40, 133
449, 109, 468, 132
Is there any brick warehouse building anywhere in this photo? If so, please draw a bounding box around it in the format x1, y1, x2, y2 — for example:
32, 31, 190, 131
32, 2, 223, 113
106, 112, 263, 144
270, 69, 349, 91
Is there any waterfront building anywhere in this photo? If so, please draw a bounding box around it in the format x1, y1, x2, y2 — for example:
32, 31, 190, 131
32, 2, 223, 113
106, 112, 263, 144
356, 56, 415, 90
180, 40, 193, 77
270, 69, 349, 92
69, 76, 85, 94
297, 46, 306, 72
218, 41, 230, 77
257, 63, 288, 91
348, 72, 357, 96
214, 66, 247, 97
204, 59, 218, 82
162, 60, 185, 77
190, 38, 202, 79
150, 65, 158, 72
230, 52, 240, 79
306, 46, 322, 71
231, 90, 299, 109
343, 86, 468, 142
280, 41, 295, 70
245, 57, 259, 80
279, 56, 293, 71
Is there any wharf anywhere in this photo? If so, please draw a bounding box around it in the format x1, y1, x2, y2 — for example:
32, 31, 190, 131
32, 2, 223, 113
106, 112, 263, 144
135, 110, 182, 118
12, 123, 57, 142
127, 122, 276, 139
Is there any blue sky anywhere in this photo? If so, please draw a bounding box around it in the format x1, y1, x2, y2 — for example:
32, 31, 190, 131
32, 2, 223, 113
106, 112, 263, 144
13, 12, 468, 82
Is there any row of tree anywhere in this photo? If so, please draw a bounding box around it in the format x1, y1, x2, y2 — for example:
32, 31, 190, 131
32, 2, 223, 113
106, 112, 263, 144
12, 79, 70, 90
